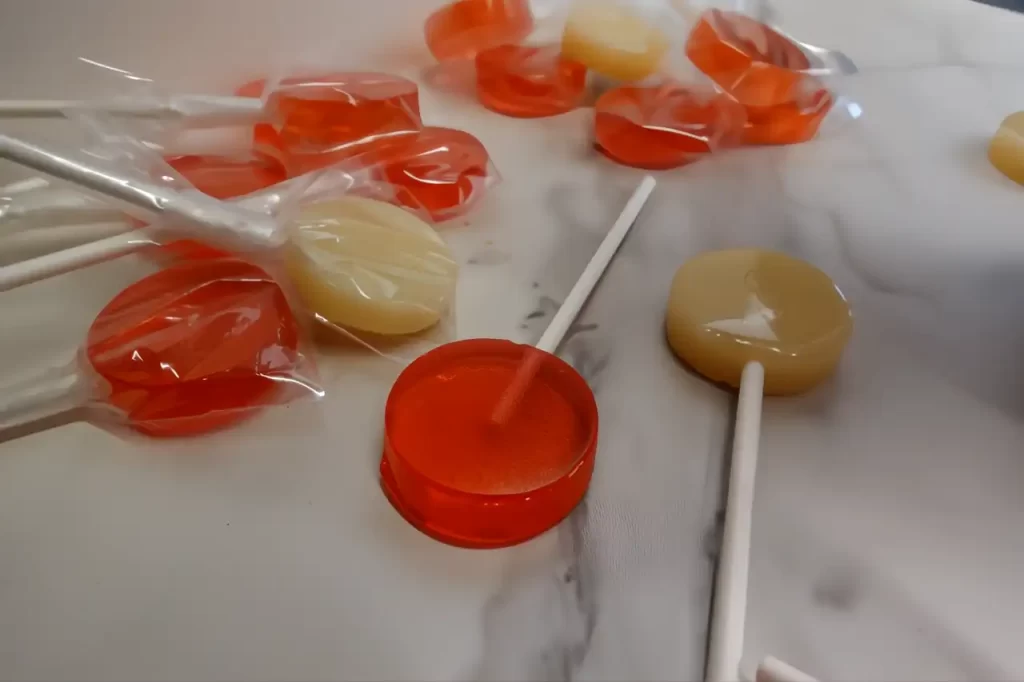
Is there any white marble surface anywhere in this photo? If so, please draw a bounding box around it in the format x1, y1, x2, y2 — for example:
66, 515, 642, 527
1, 0, 1024, 680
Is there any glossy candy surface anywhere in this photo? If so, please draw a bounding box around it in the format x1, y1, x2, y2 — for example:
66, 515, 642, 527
665, 249, 852, 396
381, 338, 598, 548
561, 1, 668, 82
86, 259, 302, 436
425, 0, 534, 61
989, 112, 1024, 185
285, 196, 457, 336
594, 83, 745, 169
475, 44, 587, 118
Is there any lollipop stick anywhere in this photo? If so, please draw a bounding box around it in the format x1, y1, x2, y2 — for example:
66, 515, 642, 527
0, 226, 156, 292
490, 175, 656, 426
0, 221, 133, 261
706, 360, 764, 682
0, 95, 263, 126
753, 657, 818, 682
0, 364, 86, 431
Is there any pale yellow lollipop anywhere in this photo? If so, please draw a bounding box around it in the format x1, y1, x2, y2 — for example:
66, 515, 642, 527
561, 1, 669, 82
989, 112, 1024, 185
665, 249, 852, 396
285, 196, 458, 336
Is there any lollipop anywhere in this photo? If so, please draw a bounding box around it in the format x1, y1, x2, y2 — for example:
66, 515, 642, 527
475, 44, 587, 118
381, 176, 655, 548
561, 0, 669, 82
664, 250, 852, 682
0, 136, 458, 340
594, 83, 746, 169
0, 258, 315, 438
425, 0, 534, 61
989, 112, 1024, 185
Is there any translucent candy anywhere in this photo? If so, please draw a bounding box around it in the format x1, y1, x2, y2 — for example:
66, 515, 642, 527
475, 44, 587, 118
665, 249, 852, 396
686, 10, 816, 109
594, 83, 746, 169
237, 73, 422, 176
561, 1, 669, 82
742, 90, 832, 146
989, 112, 1024, 185
285, 196, 458, 336
425, 0, 534, 61
85, 259, 303, 436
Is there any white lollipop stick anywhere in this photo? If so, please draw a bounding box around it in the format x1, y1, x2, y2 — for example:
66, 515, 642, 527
0, 95, 264, 127
752, 657, 818, 682
706, 360, 764, 682
490, 175, 656, 425
0, 363, 87, 432
0, 221, 134, 261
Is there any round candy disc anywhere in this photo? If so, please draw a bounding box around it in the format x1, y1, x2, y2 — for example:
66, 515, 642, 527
665, 250, 852, 396
475, 44, 587, 118
285, 196, 457, 336
375, 127, 493, 222
594, 83, 746, 169
381, 338, 598, 548
686, 10, 817, 109
425, 0, 534, 61
237, 73, 422, 176
561, 1, 669, 82
86, 259, 301, 436
742, 90, 832, 146
989, 111, 1024, 185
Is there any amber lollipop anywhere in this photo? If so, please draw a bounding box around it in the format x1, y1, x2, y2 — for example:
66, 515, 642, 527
665, 250, 852, 682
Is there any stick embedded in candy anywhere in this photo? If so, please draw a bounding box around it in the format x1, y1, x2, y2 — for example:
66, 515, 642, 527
0, 258, 319, 438
380, 176, 654, 549
490, 175, 656, 426
664, 250, 852, 682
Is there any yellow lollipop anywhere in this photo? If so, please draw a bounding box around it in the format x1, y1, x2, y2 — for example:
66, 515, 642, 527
286, 196, 458, 336
989, 111, 1024, 185
561, 1, 669, 82
665, 249, 851, 682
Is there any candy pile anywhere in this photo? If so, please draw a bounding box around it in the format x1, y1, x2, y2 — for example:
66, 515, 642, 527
424, 0, 851, 169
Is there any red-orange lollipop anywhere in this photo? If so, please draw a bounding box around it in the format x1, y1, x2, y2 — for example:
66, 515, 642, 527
425, 0, 534, 61
475, 44, 587, 118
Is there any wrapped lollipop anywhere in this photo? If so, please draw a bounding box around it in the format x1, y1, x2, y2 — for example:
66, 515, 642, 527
664, 249, 852, 682
684, 8, 859, 146
0, 133, 459, 347
0, 257, 321, 439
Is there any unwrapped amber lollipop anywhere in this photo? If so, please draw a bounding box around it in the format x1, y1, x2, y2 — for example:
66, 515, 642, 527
989, 112, 1024, 185
665, 249, 851, 682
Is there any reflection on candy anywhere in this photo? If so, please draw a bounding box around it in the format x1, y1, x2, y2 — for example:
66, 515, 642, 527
85, 259, 302, 436
686, 10, 815, 109
989, 112, 1024, 185
381, 338, 598, 548
237, 73, 422, 176
425, 0, 534, 61
285, 196, 457, 336
594, 83, 745, 169
665, 249, 852, 396
561, 1, 669, 82
475, 44, 587, 118
163, 152, 288, 259
741, 89, 832, 146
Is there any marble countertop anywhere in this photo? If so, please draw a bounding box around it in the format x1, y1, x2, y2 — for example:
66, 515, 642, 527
2, 0, 1024, 680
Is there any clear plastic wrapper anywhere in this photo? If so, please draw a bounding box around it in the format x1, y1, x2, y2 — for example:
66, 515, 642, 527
475, 44, 587, 118
243, 72, 424, 177
425, 0, 535, 61
683, 7, 859, 146
0, 124, 459, 355
0, 258, 322, 439
594, 81, 746, 169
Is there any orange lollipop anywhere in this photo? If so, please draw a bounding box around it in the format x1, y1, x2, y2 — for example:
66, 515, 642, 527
475, 44, 587, 118
686, 9, 817, 109
85, 259, 304, 436
742, 89, 833, 146
238, 73, 422, 176
594, 83, 746, 169
425, 0, 534, 61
